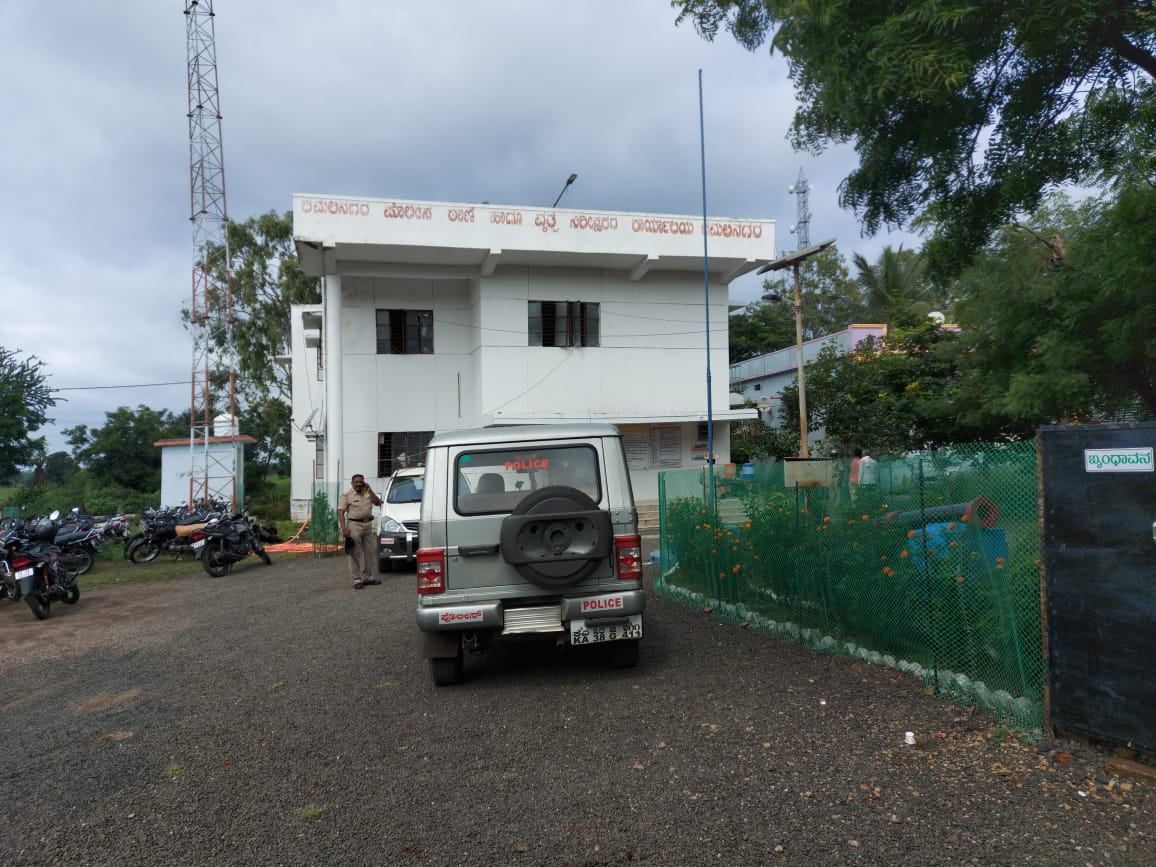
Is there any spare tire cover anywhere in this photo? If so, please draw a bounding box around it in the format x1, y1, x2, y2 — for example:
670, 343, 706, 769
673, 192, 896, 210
499, 486, 613, 590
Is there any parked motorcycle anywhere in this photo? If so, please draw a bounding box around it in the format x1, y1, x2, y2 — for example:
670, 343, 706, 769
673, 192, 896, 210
125, 504, 225, 564
198, 511, 273, 577
0, 510, 80, 619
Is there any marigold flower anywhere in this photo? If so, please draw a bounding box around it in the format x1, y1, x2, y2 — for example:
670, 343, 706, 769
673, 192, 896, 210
995, 557, 1005, 563
960, 514, 970, 522
753, 554, 760, 560
862, 515, 869, 522
823, 516, 831, 523
907, 530, 916, 539
732, 564, 741, 573
947, 522, 957, 530
995, 564, 1004, 570
900, 550, 909, 559
956, 575, 965, 583
948, 541, 957, 548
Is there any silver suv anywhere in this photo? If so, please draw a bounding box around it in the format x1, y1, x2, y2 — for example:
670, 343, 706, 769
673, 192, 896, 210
415, 424, 644, 685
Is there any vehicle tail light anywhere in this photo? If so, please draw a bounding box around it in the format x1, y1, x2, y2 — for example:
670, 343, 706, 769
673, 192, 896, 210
416, 548, 445, 595
614, 534, 642, 580
12, 556, 30, 570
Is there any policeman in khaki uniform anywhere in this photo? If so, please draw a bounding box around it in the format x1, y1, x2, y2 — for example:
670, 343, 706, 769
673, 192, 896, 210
338, 473, 382, 589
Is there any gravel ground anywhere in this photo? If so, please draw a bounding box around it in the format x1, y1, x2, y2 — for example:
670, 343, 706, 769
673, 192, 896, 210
0, 553, 1151, 866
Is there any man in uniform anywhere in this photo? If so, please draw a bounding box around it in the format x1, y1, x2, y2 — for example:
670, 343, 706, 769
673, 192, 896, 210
338, 473, 382, 589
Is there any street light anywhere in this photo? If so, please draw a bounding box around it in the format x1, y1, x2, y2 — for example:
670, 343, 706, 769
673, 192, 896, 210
551, 173, 578, 208
758, 238, 835, 459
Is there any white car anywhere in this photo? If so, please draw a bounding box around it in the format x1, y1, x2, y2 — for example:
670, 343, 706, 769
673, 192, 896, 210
377, 467, 424, 573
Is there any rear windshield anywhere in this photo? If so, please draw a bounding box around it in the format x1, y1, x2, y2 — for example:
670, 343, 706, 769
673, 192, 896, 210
455, 444, 600, 515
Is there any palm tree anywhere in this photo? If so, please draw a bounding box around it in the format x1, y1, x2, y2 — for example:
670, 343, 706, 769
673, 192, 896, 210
851, 246, 930, 321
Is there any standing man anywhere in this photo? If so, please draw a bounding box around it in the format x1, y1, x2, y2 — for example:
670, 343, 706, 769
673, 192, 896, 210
338, 473, 382, 589
858, 449, 879, 487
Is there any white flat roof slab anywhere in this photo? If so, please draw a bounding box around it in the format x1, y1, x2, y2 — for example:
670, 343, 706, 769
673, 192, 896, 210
292, 195, 775, 282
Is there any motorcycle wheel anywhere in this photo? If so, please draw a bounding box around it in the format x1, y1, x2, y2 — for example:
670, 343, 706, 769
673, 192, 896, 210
258, 547, 272, 566
64, 548, 94, 576
129, 540, 161, 564
63, 583, 80, 604
25, 591, 50, 620
201, 546, 233, 577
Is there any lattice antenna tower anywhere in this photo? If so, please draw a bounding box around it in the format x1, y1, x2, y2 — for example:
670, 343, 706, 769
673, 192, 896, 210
787, 168, 812, 250
185, 0, 237, 509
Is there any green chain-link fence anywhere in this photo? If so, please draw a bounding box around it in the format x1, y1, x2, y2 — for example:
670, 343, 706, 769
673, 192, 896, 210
655, 442, 1044, 735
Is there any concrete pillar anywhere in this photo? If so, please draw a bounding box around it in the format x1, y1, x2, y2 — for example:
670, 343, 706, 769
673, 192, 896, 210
324, 273, 343, 486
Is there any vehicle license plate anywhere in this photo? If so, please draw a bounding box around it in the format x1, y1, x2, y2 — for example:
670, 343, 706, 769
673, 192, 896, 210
570, 615, 642, 645
192, 539, 206, 550
15, 568, 34, 579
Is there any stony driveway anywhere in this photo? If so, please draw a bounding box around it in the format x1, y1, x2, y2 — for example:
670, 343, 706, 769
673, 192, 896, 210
0, 555, 1150, 865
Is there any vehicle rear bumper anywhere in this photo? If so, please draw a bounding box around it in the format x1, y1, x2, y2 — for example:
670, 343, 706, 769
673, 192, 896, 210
416, 589, 645, 632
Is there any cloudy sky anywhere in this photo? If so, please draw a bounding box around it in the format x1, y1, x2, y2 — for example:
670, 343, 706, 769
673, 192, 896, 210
1, 0, 916, 454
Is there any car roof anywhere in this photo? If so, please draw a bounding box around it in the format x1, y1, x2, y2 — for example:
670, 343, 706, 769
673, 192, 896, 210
428, 423, 621, 449
391, 467, 425, 478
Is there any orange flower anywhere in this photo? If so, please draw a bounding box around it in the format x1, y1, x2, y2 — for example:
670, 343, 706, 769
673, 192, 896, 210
823, 516, 831, 523
948, 541, 957, 548
995, 557, 1005, 563
862, 515, 870, 521
956, 575, 965, 584
900, 550, 909, 559
753, 554, 760, 560
995, 564, 1004, 570
907, 530, 916, 539
732, 564, 741, 573
947, 522, 957, 530
959, 514, 970, 523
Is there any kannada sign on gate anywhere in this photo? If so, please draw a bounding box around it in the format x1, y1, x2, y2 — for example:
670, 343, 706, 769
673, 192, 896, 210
1083, 447, 1154, 472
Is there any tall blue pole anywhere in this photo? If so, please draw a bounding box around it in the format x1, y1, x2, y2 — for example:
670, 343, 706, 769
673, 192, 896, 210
698, 70, 715, 509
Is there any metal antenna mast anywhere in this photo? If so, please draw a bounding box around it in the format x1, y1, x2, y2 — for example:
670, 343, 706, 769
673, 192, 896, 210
787, 168, 812, 250
185, 0, 237, 509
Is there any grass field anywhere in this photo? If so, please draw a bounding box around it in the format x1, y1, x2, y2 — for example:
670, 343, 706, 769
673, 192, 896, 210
78, 542, 322, 590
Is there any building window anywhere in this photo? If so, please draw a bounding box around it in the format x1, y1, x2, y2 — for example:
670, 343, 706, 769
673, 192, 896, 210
528, 301, 599, 347
376, 309, 433, 354
378, 430, 433, 477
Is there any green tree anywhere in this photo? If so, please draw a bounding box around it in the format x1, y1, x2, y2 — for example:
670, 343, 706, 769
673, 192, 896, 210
780, 321, 980, 454
190, 210, 321, 466
675, 1, 1156, 272
44, 451, 77, 485
729, 418, 799, 463
850, 246, 939, 322
731, 244, 866, 363
65, 406, 185, 492
0, 346, 56, 481
952, 189, 1156, 422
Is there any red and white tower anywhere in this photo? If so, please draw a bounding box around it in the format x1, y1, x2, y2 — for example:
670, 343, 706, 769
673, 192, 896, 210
185, 0, 237, 508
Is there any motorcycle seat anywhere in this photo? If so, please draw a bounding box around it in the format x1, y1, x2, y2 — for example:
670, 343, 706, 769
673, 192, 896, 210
174, 523, 207, 537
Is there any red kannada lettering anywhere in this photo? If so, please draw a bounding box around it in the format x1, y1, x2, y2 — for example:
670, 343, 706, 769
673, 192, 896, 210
447, 207, 475, 223
299, 198, 371, 216
489, 210, 523, 226
383, 203, 433, 220
570, 214, 619, 233
440, 610, 484, 623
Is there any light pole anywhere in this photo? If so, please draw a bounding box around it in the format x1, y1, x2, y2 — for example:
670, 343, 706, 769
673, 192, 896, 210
758, 239, 835, 459
551, 173, 578, 208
